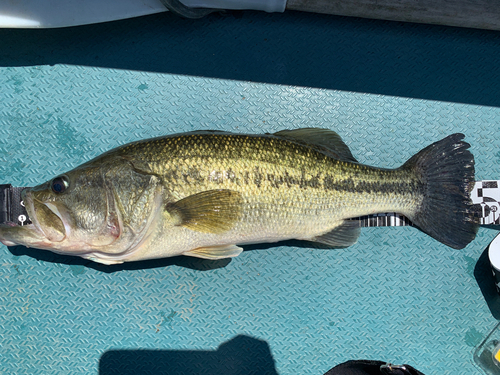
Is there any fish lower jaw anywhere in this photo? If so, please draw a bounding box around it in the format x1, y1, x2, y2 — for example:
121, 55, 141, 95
0, 223, 54, 249
0, 238, 18, 247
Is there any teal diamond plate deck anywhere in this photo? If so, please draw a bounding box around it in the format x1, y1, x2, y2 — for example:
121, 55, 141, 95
1, 10, 500, 375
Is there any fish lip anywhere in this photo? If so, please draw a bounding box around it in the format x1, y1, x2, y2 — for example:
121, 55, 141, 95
22, 190, 47, 237
24, 190, 68, 242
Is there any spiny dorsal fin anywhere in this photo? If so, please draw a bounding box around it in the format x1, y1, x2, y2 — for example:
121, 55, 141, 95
166, 189, 243, 234
273, 128, 358, 163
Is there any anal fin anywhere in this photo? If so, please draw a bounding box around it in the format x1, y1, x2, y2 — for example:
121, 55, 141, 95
184, 244, 243, 260
310, 220, 361, 248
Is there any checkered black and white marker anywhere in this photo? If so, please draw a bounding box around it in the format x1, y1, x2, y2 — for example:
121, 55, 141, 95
471, 180, 500, 226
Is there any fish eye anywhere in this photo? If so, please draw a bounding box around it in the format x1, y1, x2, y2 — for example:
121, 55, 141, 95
51, 176, 70, 194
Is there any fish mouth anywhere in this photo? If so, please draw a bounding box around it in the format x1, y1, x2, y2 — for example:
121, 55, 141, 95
24, 190, 67, 243
0, 191, 58, 248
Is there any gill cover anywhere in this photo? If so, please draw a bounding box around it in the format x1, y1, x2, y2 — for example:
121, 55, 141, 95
26, 158, 162, 256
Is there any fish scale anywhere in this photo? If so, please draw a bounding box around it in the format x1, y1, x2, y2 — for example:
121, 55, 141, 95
0, 129, 478, 264
119, 131, 420, 216
101, 131, 425, 262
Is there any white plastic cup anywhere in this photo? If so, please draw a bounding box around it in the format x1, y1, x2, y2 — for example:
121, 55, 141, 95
488, 233, 500, 294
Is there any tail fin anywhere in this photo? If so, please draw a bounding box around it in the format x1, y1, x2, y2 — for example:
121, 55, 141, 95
403, 133, 478, 249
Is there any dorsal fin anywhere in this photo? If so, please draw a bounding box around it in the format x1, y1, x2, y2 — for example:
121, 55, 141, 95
273, 128, 357, 163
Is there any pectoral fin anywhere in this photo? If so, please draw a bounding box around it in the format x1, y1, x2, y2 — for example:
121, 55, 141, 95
310, 220, 361, 248
166, 189, 243, 234
184, 244, 243, 260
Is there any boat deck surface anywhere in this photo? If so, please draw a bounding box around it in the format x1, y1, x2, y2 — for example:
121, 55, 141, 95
1, 10, 500, 375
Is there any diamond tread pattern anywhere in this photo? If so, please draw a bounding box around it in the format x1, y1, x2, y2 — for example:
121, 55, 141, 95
1, 11, 500, 375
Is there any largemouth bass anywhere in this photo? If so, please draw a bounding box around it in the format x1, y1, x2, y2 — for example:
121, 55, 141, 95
0, 129, 478, 265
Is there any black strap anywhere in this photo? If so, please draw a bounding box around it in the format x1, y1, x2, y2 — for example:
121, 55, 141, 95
160, 0, 217, 19
323, 360, 425, 375
0, 184, 31, 226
